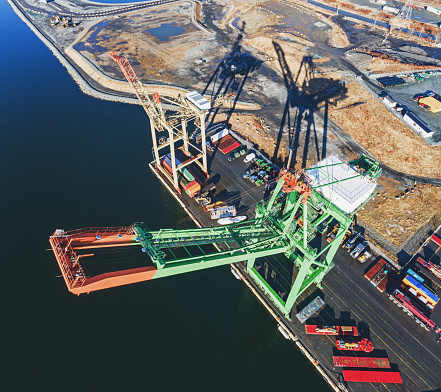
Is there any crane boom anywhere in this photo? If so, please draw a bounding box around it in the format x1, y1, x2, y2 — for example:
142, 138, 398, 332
50, 155, 381, 316
108, 51, 165, 129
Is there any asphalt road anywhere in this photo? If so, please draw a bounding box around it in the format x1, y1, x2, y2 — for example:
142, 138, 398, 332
156, 142, 441, 392
306, 0, 437, 41
16, 0, 179, 18
254, 227, 441, 392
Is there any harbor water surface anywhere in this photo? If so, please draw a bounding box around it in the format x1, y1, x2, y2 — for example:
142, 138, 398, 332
0, 1, 330, 390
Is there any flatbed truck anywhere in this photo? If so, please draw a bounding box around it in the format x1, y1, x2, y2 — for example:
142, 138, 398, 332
417, 256, 441, 280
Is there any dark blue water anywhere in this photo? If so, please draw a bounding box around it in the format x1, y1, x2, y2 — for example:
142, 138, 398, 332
0, 1, 330, 391
147, 23, 185, 41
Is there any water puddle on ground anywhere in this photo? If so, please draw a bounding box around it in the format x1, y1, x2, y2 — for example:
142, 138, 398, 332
74, 20, 111, 53
146, 23, 185, 41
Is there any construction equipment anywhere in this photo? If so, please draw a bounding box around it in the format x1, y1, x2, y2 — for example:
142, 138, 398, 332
358, 250, 371, 263
49, 154, 381, 316
108, 52, 209, 192
326, 224, 339, 243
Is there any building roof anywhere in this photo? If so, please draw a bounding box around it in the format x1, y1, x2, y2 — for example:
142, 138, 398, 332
403, 111, 432, 134
419, 96, 441, 112
307, 155, 377, 214
377, 76, 405, 87
383, 95, 396, 105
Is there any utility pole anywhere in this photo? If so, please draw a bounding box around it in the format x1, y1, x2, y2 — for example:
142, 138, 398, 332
383, 0, 414, 43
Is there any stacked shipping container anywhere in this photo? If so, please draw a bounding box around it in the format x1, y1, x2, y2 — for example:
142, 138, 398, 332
217, 134, 241, 154
161, 154, 201, 198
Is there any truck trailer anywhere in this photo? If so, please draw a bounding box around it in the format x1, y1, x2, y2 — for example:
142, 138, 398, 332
305, 325, 358, 336
389, 288, 440, 332
333, 356, 390, 368
336, 338, 373, 352
377, 269, 397, 293
365, 259, 387, 281
371, 264, 393, 287
343, 369, 402, 383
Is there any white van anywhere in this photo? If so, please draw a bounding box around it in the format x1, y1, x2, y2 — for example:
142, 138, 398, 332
244, 153, 256, 163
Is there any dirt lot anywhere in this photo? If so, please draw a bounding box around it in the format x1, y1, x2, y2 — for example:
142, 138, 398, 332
75, 2, 217, 86
368, 56, 440, 74
216, 112, 291, 162
359, 180, 441, 246
328, 81, 441, 179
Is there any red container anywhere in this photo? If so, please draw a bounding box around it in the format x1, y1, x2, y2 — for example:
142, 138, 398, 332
217, 134, 241, 154
377, 270, 398, 293
221, 141, 241, 154
305, 325, 358, 336
184, 180, 200, 198
343, 370, 402, 383
161, 159, 173, 176
217, 134, 236, 149
188, 183, 201, 197
333, 356, 390, 368
431, 234, 441, 247
364, 259, 386, 281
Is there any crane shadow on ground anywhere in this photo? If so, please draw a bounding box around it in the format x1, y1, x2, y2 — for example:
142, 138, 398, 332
203, 22, 263, 139
214, 189, 241, 208
272, 41, 347, 169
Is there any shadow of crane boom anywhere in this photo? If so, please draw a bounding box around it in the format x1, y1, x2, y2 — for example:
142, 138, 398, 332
272, 41, 347, 169
203, 22, 263, 128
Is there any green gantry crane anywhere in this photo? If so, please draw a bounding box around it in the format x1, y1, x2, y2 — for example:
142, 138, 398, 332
50, 154, 381, 317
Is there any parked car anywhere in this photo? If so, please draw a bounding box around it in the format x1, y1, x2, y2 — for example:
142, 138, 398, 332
244, 153, 256, 163
358, 250, 372, 263
345, 232, 360, 251
350, 242, 366, 259
206, 140, 214, 152
238, 147, 247, 156
317, 220, 330, 234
